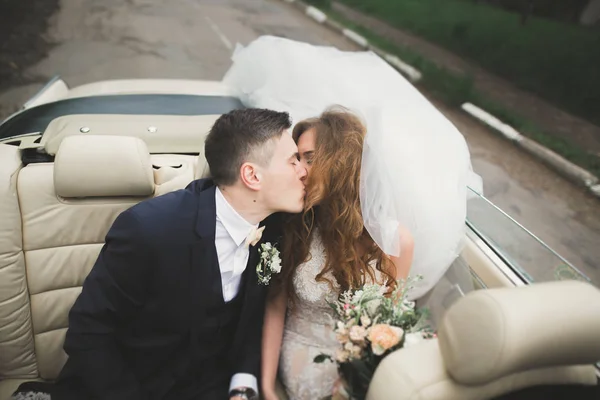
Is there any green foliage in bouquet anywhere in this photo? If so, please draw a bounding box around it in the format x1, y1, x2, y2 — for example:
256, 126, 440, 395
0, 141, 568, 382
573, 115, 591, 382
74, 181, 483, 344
314, 275, 435, 400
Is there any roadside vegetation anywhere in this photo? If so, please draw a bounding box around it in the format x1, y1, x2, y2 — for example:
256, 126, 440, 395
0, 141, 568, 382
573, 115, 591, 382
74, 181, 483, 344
305, 0, 600, 177
336, 0, 600, 127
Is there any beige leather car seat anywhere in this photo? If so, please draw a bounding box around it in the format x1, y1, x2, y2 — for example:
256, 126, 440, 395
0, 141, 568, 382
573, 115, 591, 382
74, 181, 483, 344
0, 134, 205, 399
367, 280, 600, 400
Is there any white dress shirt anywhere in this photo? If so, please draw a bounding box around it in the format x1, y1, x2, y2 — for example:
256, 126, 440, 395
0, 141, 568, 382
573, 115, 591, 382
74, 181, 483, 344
214, 188, 259, 395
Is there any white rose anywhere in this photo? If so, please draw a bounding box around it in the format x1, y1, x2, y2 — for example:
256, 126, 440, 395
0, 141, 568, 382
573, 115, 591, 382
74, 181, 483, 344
336, 349, 350, 363
344, 341, 354, 352
360, 315, 371, 327
271, 259, 282, 273
349, 325, 367, 343
350, 345, 363, 358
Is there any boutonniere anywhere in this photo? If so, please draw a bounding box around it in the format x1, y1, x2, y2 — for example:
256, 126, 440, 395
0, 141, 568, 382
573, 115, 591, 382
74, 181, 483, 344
256, 242, 282, 285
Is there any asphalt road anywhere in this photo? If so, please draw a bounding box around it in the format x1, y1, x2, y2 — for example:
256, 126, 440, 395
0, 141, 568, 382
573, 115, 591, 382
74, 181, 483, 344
0, 0, 598, 286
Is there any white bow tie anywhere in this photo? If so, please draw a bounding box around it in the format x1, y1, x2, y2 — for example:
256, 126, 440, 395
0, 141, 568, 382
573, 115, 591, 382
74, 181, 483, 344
245, 226, 265, 248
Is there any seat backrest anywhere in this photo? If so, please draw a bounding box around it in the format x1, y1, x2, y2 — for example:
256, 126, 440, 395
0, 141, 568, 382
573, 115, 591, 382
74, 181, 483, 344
0, 144, 37, 379
0, 133, 205, 381
367, 281, 600, 400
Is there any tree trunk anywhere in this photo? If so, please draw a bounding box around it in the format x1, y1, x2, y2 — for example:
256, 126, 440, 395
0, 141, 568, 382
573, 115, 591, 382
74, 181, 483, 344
580, 0, 600, 26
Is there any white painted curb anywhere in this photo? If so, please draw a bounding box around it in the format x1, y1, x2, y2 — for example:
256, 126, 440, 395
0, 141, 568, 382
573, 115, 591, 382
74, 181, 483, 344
461, 103, 522, 141
306, 6, 327, 23
342, 29, 368, 48
283, 0, 423, 80
384, 54, 422, 82
462, 102, 599, 195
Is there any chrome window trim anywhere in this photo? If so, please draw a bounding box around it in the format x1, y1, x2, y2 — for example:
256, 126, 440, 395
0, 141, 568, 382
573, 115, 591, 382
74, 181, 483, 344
465, 224, 527, 287
23, 75, 62, 109
0, 132, 42, 144
466, 187, 590, 283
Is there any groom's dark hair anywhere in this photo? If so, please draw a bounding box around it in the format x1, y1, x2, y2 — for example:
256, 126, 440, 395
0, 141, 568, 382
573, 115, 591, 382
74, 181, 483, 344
205, 108, 292, 186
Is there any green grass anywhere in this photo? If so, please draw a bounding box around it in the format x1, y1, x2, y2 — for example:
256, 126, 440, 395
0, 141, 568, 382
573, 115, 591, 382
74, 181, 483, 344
321, 8, 600, 178
333, 0, 600, 129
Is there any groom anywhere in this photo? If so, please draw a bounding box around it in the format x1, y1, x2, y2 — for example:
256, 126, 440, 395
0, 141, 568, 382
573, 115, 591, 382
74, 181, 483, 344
50, 108, 306, 400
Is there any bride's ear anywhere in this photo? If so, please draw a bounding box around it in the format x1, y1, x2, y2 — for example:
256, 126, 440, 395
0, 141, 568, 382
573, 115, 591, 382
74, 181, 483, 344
240, 162, 261, 191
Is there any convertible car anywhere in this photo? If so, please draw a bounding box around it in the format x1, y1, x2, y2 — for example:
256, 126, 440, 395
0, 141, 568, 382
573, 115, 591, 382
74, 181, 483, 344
0, 76, 599, 400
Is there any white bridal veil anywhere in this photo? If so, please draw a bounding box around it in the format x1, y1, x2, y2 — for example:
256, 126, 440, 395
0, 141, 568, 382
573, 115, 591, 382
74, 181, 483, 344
222, 36, 482, 300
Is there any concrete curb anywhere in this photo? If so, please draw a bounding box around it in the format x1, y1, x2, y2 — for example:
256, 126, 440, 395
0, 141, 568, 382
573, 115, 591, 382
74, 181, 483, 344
461, 103, 523, 142
284, 0, 423, 83
462, 103, 599, 194
342, 29, 369, 48
279, 0, 600, 199
305, 6, 327, 23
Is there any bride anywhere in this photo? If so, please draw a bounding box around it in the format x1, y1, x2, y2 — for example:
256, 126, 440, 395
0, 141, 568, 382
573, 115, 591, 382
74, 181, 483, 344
263, 107, 415, 399
222, 36, 482, 399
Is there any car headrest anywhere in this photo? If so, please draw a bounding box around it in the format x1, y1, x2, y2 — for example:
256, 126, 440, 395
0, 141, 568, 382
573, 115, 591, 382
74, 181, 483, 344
54, 135, 155, 198
438, 280, 600, 385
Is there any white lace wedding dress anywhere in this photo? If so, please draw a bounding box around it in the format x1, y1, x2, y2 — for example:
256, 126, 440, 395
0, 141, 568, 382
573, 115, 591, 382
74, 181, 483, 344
279, 230, 384, 400
279, 230, 339, 400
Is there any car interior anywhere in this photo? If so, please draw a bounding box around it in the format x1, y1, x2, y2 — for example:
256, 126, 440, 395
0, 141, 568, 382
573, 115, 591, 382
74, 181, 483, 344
0, 113, 599, 400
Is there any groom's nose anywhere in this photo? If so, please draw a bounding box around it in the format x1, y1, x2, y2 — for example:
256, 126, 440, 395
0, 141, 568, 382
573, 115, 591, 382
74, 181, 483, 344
297, 164, 307, 181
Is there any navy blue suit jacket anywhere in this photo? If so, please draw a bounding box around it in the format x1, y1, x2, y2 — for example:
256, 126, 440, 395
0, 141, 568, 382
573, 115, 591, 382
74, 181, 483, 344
58, 179, 282, 400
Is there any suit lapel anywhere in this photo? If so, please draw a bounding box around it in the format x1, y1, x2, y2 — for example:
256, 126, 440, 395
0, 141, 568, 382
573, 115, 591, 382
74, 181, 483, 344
193, 184, 217, 239
243, 242, 260, 298
190, 185, 221, 315
238, 221, 269, 325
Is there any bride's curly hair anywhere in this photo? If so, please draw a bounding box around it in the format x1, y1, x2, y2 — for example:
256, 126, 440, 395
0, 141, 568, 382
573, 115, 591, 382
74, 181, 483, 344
277, 106, 396, 306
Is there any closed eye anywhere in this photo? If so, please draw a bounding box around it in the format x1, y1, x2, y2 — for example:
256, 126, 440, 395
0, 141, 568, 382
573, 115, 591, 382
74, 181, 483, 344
302, 151, 314, 164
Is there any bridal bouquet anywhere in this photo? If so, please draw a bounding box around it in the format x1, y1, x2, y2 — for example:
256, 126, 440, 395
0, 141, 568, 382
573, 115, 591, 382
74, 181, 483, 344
314, 275, 435, 400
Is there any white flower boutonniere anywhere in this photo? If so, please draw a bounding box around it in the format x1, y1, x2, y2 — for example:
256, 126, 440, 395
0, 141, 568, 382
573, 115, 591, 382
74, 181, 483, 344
256, 242, 282, 285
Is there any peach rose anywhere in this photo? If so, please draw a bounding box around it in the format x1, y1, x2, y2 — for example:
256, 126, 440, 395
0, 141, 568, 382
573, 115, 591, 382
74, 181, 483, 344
368, 324, 404, 355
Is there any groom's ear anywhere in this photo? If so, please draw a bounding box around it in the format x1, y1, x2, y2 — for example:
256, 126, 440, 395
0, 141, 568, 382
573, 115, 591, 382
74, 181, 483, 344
240, 161, 261, 191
